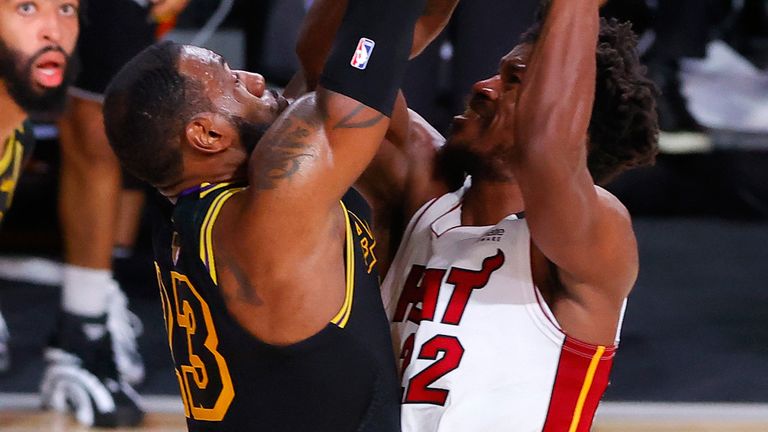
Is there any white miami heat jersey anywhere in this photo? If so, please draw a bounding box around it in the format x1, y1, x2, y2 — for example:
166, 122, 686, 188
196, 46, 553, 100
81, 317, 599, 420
382, 184, 621, 432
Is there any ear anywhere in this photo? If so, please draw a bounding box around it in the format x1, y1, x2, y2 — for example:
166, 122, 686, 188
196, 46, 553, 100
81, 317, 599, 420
185, 113, 237, 154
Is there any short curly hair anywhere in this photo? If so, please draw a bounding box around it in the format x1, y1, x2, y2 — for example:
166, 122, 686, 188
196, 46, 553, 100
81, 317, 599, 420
522, 16, 660, 185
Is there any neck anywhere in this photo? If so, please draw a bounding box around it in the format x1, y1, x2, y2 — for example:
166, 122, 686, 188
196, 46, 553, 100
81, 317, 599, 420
461, 176, 524, 226
0, 83, 27, 144
159, 169, 248, 201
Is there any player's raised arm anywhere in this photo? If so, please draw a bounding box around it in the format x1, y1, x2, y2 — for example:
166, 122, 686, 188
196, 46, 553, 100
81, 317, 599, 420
290, 0, 456, 146
245, 0, 427, 215
296, 0, 459, 90
509, 0, 639, 296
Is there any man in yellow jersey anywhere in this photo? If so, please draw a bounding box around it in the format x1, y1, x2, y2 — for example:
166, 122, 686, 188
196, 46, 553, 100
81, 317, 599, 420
0, 0, 80, 372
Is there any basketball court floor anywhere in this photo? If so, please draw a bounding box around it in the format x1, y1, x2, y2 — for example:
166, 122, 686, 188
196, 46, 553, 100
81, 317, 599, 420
2, 401, 768, 431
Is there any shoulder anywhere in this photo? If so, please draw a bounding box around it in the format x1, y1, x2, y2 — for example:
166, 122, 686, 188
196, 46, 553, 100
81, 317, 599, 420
277, 92, 321, 125
401, 110, 457, 217
594, 185, 631, 223
406, 109, 445, 155
588, 185, 639, 298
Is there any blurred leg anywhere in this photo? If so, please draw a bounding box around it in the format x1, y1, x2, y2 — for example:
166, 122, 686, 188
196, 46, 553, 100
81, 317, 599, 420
58, 96, 119, 272
114, 189, 146, 257
40, 1, 154, 426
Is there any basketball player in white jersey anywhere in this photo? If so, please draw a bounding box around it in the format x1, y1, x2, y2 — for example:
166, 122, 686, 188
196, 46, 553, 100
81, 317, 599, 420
294, 0, 656, 429
304, 1, 659, 431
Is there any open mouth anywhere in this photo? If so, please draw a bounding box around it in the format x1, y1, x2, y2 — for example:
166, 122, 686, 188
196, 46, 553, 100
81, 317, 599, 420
31, 52, 66, 88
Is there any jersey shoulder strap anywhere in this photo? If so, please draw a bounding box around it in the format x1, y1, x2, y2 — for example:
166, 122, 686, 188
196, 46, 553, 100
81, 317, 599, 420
173, 182, 247, 285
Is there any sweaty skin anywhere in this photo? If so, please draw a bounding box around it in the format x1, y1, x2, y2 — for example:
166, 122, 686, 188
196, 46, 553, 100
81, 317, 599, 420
298, 0, 636, 347
159, 44, 393, 345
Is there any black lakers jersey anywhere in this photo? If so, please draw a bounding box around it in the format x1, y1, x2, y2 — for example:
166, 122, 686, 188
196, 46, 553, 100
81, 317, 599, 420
0, 121, 34, 224
152, 183, 401, 432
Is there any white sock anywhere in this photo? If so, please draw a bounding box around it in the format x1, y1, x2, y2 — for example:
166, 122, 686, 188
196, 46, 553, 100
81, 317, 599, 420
61, 265, 113, 318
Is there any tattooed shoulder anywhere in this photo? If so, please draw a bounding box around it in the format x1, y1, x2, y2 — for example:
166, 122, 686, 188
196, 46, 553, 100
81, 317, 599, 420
251, 99, 321, 190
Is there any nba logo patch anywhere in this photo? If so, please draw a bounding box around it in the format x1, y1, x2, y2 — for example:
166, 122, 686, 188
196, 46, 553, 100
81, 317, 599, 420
350, 38, 375, 70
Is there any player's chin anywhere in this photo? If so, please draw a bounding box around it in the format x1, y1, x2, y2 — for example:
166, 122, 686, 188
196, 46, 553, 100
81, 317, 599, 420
450, 116, 482, 142
450, 115, 470, 136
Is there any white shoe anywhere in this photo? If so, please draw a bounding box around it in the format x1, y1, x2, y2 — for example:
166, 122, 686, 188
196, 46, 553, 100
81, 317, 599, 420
106, 281, 145, 386
41, 313, 145, 428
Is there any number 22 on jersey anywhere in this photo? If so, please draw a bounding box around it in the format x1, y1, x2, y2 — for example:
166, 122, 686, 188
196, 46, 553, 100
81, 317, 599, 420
393, 251, 505, 405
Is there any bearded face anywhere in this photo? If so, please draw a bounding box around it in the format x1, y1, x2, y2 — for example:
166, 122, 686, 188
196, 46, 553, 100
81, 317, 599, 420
0, 37, 78, 117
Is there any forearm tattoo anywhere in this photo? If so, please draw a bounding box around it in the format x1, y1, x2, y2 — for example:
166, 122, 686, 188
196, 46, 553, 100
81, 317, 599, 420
332, 104, 385, 130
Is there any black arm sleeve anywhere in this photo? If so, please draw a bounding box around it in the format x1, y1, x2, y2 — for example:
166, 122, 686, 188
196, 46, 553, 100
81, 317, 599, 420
320, 0, 427, 117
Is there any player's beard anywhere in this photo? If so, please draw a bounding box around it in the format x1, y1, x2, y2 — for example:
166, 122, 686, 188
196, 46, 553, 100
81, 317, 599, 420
0, 38, 78, 119
442, 124, 514, 184
231, 115, 270, 155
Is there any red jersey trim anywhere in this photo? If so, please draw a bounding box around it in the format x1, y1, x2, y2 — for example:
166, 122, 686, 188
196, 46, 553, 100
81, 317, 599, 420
542, 337, 615, 432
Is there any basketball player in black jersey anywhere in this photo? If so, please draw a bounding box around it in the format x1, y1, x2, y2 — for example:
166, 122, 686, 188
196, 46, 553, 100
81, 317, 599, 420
101, 0, 448, 430
0, 0, 79, 373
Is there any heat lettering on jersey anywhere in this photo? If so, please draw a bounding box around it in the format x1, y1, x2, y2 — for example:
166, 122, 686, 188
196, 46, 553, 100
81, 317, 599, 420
442, 251, 504, 324
392, 266, 444, 324
393, 250, 505, 326
396, 250, 505, 406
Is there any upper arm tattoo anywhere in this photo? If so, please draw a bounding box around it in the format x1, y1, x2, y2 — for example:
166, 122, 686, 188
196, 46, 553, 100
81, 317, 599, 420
253, 93, 385, 190
253, 117, 316, 190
